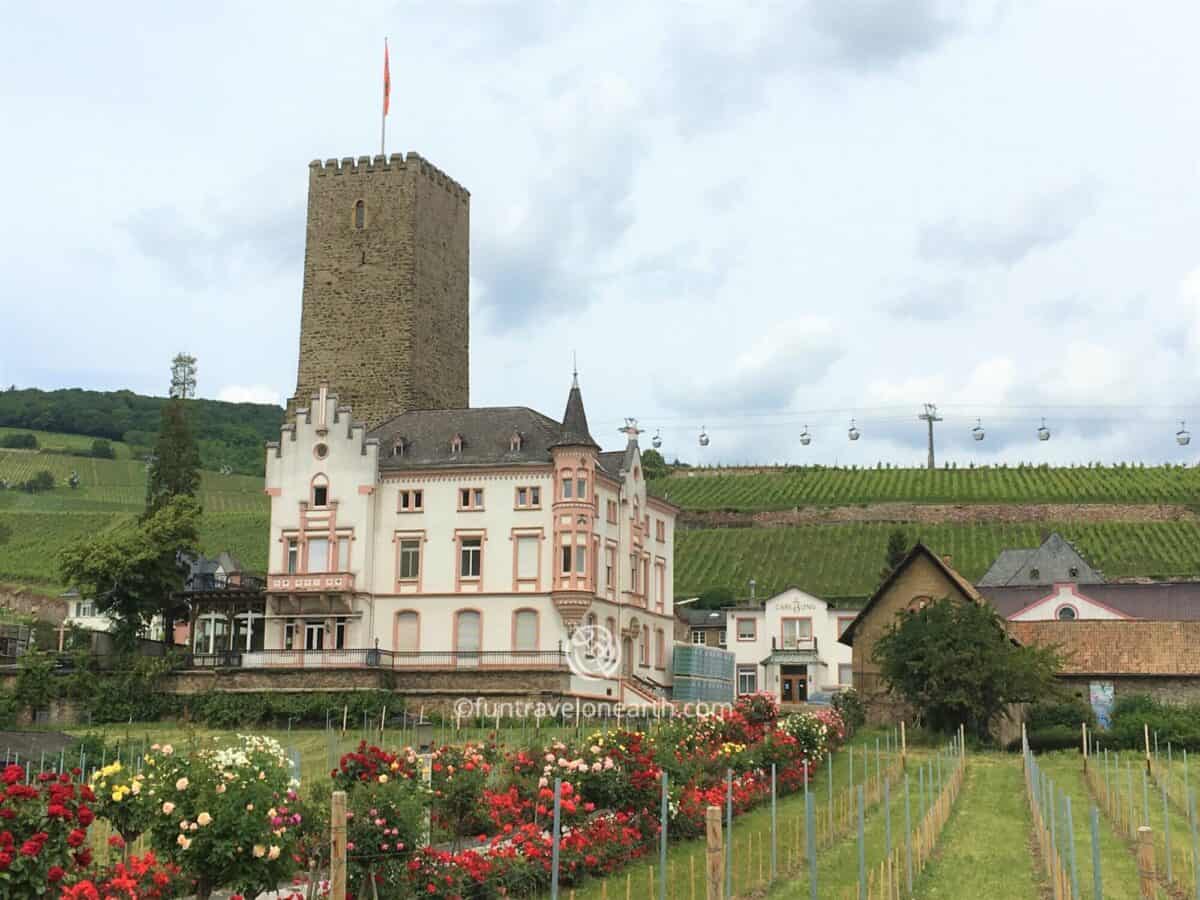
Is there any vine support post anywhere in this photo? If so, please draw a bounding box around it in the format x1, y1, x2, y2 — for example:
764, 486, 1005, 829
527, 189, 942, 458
330, 790, 347, 900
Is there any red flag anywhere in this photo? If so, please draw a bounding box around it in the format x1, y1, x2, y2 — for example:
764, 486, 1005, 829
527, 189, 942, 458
383, 39, 391, 117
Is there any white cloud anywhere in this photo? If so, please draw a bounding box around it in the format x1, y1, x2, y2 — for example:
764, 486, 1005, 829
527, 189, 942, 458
216, 385, 282, 406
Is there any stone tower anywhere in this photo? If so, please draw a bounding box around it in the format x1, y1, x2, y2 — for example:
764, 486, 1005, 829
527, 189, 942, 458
290, 152, 470, 428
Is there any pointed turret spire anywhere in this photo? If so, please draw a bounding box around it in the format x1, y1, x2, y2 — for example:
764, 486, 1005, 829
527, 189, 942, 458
555, 372, 599, 448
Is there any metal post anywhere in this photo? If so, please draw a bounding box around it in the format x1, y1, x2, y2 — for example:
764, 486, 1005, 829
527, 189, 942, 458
1066, 794, 1079, 900
1163, 779, 1172, 884
919, 765, 926, 823
1189, 791, 1199, 900
725, 770, 733, 900
884, 777, 892, 859
828, 752, 834, 840
806, 788, 817, 900
1090, 806, 1103, 900
770, 764, 777, 882
857, 785, 866, 900
904, 774, 913, 895
551, 777, 562, 899
661, 771, 669, 900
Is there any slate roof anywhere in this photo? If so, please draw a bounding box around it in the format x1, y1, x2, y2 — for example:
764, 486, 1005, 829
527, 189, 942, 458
983, 582, 1200, 621
597, 450, 627, 481
977, 532, 1103, 587
679, 607, 727, 629
555, 380, 599, 449
1008, 620, 1200, 676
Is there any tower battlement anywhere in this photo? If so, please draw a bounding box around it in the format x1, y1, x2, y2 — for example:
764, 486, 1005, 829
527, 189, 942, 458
290, 151, 470, 430
308, 152, 469, 203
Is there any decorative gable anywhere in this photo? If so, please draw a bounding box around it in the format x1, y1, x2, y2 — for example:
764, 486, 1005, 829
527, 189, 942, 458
1007, 583, 1133, 622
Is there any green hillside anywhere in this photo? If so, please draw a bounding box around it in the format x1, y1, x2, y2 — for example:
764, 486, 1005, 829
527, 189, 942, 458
674, 521, 1200, 598
0, 387, 283, 475
0, 440, 270, 590
652, 464, 1200, 510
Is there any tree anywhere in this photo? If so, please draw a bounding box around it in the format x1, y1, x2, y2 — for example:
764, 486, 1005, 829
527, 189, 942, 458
872, 596, 1061, 739
881, 529, 909, 580
58, 497, 199, 651
90, 438, 115, 459
694, 586, 735, 610
145, 399, 201, 516
640, 448, 668, 480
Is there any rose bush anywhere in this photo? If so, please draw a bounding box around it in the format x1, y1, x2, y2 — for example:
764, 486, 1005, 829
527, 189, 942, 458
0, 765, 95, 897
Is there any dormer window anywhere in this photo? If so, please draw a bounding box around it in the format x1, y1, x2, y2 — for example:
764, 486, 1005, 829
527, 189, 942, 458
1068, 566, 1079, 578
510, 431, 523, 452
392, 437, 407, 458
451, 433, 464, 455
1030, 568, 1040, 580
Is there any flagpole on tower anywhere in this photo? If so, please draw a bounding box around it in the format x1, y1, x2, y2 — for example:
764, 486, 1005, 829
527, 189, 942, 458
381, 37, 390, 157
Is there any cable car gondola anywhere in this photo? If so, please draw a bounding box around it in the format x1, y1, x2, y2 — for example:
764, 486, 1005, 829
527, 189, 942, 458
652, 429, 662, 450
1037, 418, 1051, 442
848, 418, 860, 442
972, 418, 985, 442
799, 425, 811, 447
698, 426, 709, 448
1177, 421, 1191, 447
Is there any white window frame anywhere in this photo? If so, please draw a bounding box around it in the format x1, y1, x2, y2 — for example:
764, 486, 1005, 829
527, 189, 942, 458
737, 665, 758, 696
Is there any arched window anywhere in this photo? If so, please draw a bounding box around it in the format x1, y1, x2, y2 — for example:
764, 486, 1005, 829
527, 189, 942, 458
451, 433, 464, 455
510, 431, 523, 452
1057, 605, 1078, 621
311, 474, 329, 508
395, 611, 419, 652
513, 609, 538, 652
354, 200, 365, 229
455, 610, 481, 653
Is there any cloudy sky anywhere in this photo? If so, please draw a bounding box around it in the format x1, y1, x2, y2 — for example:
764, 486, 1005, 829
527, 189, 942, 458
4, 1, 1200, 466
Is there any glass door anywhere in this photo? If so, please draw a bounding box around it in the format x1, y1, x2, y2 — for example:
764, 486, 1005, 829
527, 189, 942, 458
304, 621, 325, 651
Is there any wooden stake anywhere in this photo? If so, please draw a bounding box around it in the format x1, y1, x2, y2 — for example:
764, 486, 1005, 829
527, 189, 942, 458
626, 871, 632, 900
1082, 722, 1088, 772
331, 790, 347, 900
1137, 826, 1155, 898
1145, 724, 1153, 774
706, 806, 723, 900
691, 852, 697, 900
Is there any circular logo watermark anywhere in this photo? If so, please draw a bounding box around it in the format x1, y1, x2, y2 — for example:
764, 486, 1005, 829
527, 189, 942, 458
567, 623, 620, 679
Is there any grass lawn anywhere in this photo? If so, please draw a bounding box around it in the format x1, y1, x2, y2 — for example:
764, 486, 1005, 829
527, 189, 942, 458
1039, 752, 1170, 899
910, 754, 1043, 898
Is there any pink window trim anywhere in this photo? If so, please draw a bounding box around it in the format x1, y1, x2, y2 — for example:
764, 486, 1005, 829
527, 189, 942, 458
511, 608, 540, 652
393, 610, 420, 652
735, 617, 757, 641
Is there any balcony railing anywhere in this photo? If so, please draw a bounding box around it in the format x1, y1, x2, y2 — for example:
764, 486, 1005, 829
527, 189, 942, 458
266, 572, 355, 593
183, 573, 265, 593
185, 648, 569, 671
771, 636, 818, 653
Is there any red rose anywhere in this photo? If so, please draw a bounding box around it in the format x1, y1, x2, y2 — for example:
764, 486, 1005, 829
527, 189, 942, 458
47, 865, 64, 882
76, 805, 95, 826
68, 828, 87, 847
19, 840, 40, 857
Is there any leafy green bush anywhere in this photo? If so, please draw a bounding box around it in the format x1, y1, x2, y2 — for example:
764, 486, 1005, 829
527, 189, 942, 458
181, 689, 399, 729
831, 688, 866, 733
1, 432, 38, 449
1023, 725, 1088, 752
18, 469, 54, 492
90, 438, 115, 459
1106, 694, 1200, 751
1028, 697, 1095, 732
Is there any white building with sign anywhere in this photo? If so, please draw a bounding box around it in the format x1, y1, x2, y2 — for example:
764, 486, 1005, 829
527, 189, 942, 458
726, 588, 856, 703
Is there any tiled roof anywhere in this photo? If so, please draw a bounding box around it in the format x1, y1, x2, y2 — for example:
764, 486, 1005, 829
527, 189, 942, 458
977, 532, 1103, 587
1009, 620, 1200, 676
983, 582, 1200, 620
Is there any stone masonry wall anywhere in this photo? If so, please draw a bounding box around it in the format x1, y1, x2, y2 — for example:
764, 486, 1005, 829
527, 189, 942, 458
292, 153, 469, 429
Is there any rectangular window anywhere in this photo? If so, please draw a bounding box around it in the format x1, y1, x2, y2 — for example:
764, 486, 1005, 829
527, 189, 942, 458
562, 478, 573, 499
655, 563, 666, 612
399, 489, 423, 512
459, 488, 484, 510
782, 618, 812, 649
561, 544, 572, 575
655, 628, 665, 668
607, 500, 618, 524
514, 486, 542, 508
838, 663, 853, 686
514, 611, 538, 651
307, 537, 329, 573
718, 629, 727, 647
399, 539, 421, 580
605, 547, 615, 591
641, 625, 650, 665
516, 536, 539, 581
737, 618, 756, 641
283, 622, 295, 651
337, 537, 350, 570
691, 630, 705, 645
737, 666, 758, 696
460, 537, 482, 578
574, 544, 586, 574
313, 485, 328, 507
334, 617, 347, 650
630, 555, 640, 593
395, 612, 419, 651
576, 477, 587, 499
286, 539, 299, 574
656, 520, 665, 542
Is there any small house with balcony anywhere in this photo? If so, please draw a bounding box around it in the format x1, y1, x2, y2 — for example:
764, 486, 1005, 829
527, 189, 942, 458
726, 588, 856, 704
